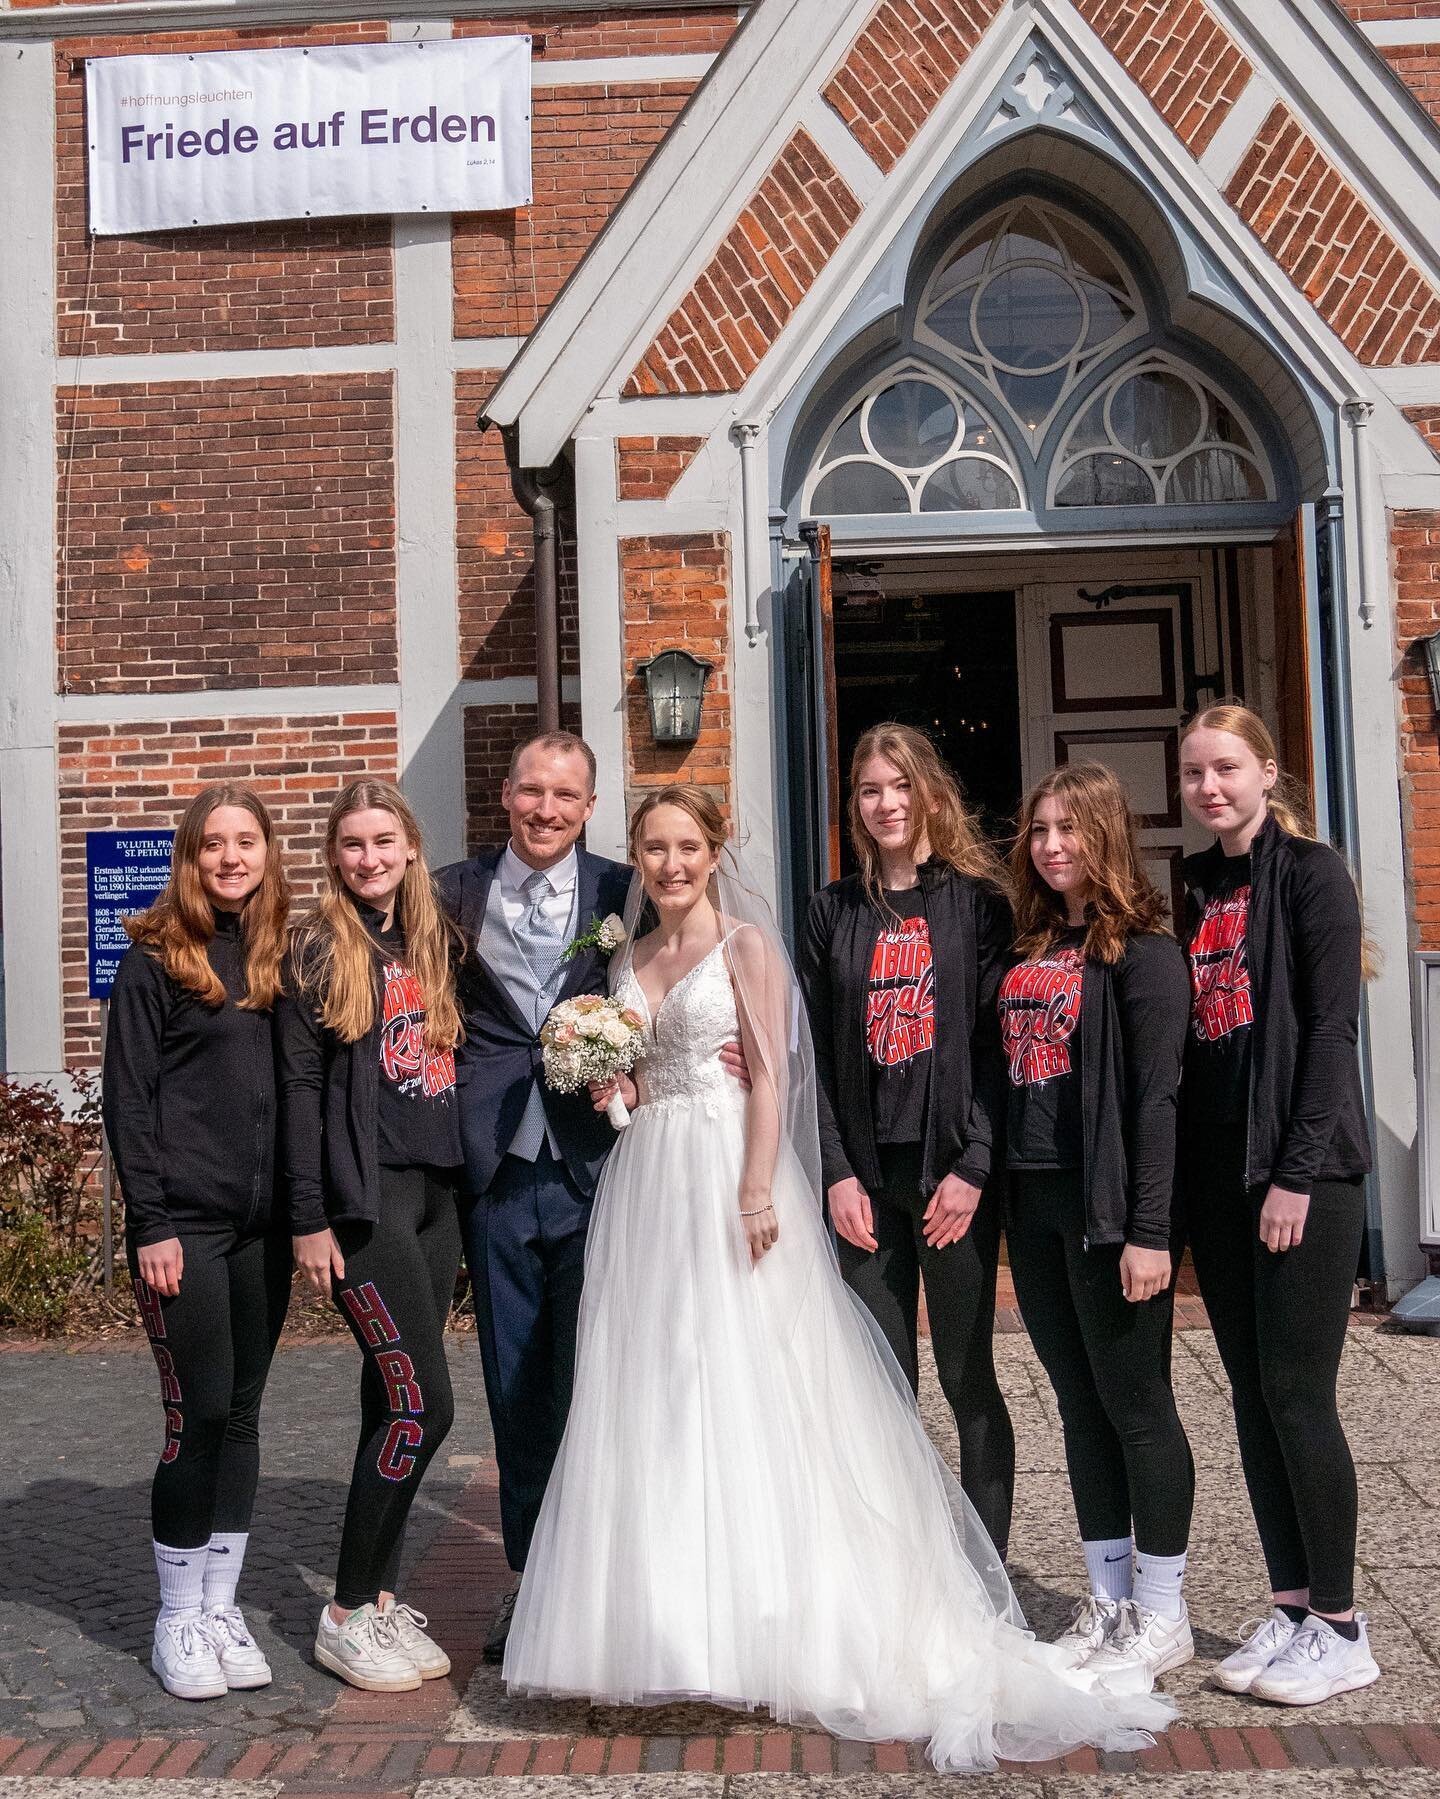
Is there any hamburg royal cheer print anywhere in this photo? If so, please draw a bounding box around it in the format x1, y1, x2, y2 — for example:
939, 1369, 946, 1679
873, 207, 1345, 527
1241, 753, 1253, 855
379, 959, 457, 1099
866, 912, 935, 1070
1189, 886, 1253, 1043
998, 948, 1084, 1086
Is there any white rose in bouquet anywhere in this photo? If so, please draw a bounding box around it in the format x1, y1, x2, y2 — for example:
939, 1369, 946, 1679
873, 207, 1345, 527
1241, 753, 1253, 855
540, 994, 647, 1129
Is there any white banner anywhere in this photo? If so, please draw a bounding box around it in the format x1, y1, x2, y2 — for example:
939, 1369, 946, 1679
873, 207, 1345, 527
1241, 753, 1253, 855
86, 38, 532, 236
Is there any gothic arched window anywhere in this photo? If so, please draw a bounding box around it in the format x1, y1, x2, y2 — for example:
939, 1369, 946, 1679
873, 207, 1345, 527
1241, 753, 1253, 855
802, 198, 1276, 522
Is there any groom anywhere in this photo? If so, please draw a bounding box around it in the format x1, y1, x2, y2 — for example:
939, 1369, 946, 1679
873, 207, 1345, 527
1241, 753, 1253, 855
438, 731, 631, 1661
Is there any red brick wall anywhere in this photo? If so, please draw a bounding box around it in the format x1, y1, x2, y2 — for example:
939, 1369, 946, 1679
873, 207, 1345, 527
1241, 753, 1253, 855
1405, 406, 1440, 456
1070, 0, 1252, 157
1341, 4, 1440, 18
55, 27, 394, 356
620, 534, 731, 805
455, 8, 743, 58
463, 699, 583, 852
56, 375, 397, 693
822, 0, 1006, 174
453, 81, 695, 339
57, 711, 399, 1064
616, 436, 707, 500
624, 129, 862, 397
1393, 513, 1440, 948
1381, 44, 1440, 122
455, 370, 577, 680
1225, 106, 1440, 363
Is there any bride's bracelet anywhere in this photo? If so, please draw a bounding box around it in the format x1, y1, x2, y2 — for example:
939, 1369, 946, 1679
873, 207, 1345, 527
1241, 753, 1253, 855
739, 1203, 775, 1217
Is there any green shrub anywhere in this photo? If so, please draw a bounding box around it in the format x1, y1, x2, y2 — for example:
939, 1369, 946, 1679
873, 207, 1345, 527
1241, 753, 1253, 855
0, 1073, 104, 1333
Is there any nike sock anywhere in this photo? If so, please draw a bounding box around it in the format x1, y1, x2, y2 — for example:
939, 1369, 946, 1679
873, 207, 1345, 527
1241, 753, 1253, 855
1083, 1536, 1134, 1602
154, 1541, 208, 1622
1278, 1602, 1309, 1624
202, 1532, 247, 1611
1133, 1549, 1188, 1620
1315, 1614, 1361, 1643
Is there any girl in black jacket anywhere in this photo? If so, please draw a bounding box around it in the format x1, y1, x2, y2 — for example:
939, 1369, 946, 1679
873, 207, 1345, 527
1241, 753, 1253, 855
799, 722, 1016, 1556
1179, 702, 1378, 1706
1001, 763, 1193, 1700
103, 784, 292, 1701
276, 779, 463, 1695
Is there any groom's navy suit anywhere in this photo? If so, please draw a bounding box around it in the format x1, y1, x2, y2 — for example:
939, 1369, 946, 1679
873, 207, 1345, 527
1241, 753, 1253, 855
437, 844, 631, 1571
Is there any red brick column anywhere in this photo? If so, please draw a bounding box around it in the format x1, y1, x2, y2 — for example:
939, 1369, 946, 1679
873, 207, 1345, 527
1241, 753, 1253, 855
620, 534, 732, 809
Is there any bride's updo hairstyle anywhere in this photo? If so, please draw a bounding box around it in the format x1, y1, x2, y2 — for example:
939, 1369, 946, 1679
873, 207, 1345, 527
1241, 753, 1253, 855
627, 784, 729, 864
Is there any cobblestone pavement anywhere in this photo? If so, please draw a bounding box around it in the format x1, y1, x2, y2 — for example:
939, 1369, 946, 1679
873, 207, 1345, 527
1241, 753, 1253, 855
2, 1319, 1439, 1793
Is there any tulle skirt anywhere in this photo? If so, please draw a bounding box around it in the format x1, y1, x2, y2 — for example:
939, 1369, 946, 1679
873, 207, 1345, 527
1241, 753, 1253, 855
503, 1088, 1174, 1771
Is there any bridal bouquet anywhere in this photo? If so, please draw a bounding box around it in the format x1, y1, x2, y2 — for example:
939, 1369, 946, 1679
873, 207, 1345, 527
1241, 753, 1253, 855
540, 994, 647, 1130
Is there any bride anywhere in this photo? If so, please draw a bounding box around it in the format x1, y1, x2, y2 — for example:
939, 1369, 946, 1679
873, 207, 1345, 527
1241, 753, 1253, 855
502, 784, 1175, 1771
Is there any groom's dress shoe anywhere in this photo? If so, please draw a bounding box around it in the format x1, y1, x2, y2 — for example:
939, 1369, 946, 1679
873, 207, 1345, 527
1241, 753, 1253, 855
484, 1586, 519, 1664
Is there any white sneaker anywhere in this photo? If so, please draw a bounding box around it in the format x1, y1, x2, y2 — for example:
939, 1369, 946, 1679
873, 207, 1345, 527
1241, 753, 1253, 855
151, 1612, 228, 1700
314, 1602, 422, 1693
1212, 1610, 1300, 1693
1249, 1613, 1380, 1706
380, 1599, 451, 1679
1076, 1597, 1194, 1696
201, 1605, 272, 1690
1052, 1593, 1123, 1671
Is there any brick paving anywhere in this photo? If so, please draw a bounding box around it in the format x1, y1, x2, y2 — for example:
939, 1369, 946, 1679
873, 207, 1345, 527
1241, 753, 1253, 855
2, 1318, 1438, 1792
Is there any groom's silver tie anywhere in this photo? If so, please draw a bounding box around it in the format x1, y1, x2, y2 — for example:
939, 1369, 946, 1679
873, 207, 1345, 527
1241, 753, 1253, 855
520, 868, 566, 989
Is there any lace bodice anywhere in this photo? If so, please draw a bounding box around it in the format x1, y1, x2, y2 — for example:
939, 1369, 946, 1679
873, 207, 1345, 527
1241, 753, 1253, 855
613, 940, 744, 1118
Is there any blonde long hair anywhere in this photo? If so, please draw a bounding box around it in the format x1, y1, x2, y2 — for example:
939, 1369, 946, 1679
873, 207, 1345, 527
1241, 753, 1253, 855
847, 722, 1007, 908
126, 785, 290, 1010
291, 780, 461, 1049
1181, 700, 1378, 978
1181, 702, 1313, 837
1010, 762, 1169, 965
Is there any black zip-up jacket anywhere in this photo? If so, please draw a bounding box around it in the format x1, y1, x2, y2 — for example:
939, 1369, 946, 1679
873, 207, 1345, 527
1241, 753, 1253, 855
1182, 816, 1372, 1190
102, 913, 275, 1248
1061, 931, 1191, 1251
275, 915, 461, 1237
799, 863, 1011, 1198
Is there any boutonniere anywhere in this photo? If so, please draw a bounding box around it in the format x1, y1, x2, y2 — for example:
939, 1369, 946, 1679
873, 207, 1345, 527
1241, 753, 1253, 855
561, 912, 627, 964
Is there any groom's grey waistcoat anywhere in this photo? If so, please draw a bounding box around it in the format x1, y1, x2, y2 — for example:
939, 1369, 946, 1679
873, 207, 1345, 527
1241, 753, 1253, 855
436, 845, 633, 1197
477, 868, 576, 1159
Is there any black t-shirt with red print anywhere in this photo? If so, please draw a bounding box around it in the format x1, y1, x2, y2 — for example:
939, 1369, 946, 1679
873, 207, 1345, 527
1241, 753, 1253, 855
866, 888, 935, 1147
1183, 852, 1253, 1152
998, 928, 1086, 1170
364, 910, 462, 1172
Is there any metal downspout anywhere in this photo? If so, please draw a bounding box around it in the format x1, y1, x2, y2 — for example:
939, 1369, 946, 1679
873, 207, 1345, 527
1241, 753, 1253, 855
491, 418, 564, 734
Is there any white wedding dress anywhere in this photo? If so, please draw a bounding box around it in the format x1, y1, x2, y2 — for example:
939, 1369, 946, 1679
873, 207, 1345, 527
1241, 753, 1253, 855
503, 936, 1174, 1771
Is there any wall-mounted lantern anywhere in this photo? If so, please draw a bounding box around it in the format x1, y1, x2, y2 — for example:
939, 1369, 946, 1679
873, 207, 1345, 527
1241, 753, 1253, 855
1422, 631, 1440, 716
637, 648, 712, 745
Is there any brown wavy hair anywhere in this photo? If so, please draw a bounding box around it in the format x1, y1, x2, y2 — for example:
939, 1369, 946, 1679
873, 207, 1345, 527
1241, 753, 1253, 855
847, 722, 1007, 909
1180, 701, 1313, 837
290, 780, 461, 1049
126, 785, 290, 1009
627, 784, 728, 861
1010, 762, 1169, 965
1181, 700, 1378, 977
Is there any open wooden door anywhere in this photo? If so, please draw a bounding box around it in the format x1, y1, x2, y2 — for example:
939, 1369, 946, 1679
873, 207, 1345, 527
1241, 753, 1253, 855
1270, 503, 1337, 840
778, 524, 842, 933
1271, 508, 1316, 804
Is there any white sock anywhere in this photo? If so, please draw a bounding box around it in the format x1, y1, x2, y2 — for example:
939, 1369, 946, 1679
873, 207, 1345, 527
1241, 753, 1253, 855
1083, 1536, 1134, 1602
154, 1541, 208, 1622
202, 1532, 247, 1611
1134, 1549, 1188, 1620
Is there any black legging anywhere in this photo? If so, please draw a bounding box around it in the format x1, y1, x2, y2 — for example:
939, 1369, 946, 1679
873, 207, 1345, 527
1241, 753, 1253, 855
128, 1226, 292, 1548
1007, 1170, 1193, 1557
1187, 1163, 1364, 1614
837, 1143, 1015, 1556
332, 1164, 461, 1610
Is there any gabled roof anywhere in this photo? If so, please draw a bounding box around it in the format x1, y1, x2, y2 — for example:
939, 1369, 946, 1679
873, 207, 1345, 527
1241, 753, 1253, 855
484, 0, 1440, 467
